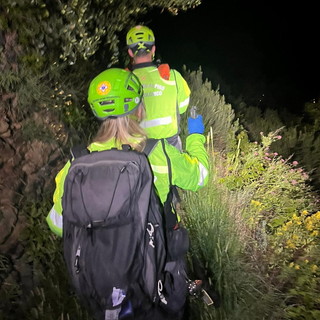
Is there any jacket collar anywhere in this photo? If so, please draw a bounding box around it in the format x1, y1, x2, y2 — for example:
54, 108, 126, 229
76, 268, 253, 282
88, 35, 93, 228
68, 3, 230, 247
132, 62, 156, 70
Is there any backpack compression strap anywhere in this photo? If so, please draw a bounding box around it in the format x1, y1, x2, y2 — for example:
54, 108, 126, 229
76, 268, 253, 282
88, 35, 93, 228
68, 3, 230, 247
70, 144, 90, 160
144, 139, 158, 156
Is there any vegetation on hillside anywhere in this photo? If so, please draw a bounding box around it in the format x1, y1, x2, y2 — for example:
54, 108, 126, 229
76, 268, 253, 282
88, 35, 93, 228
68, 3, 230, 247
180, 70, 320, 319
233, 101, 320, 189
1, 1, 319, 319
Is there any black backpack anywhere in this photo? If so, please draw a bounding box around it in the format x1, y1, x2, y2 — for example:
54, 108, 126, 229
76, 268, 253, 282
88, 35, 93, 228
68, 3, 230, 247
62, 140, 191, 320
62, 142, 171, 320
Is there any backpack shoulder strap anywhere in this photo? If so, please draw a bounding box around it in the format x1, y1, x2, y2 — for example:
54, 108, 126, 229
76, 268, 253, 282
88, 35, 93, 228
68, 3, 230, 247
121, 144, 132, 151
70, 144, 90, 160
159, 139, 180, 229
144, 139, 159, 156
158, 63, 170, 80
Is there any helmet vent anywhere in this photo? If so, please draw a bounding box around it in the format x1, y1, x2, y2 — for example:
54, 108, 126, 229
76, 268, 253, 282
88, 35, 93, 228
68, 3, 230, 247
99, 100, 114, 106
127, 85, 134, 91
124, 98, 132, 102
103, 108, 115, 113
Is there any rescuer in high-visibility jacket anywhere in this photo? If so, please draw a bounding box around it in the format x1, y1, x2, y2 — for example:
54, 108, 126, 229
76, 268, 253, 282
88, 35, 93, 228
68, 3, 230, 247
126, 25, 191, 150
46, 68, 208, 238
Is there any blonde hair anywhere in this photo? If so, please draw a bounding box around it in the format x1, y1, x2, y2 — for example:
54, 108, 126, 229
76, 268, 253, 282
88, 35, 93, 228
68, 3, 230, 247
92, 105, 147, 152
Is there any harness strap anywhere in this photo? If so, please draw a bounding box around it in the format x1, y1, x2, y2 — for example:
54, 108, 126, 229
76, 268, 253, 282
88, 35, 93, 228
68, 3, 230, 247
160, 139, 180, 230
70, 144, 89, 160
144, 139, 158, 156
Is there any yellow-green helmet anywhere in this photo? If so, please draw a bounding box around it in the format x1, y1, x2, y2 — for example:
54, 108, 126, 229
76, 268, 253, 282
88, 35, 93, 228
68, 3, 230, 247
88, 68, 143, 120
126, 25, 155, 54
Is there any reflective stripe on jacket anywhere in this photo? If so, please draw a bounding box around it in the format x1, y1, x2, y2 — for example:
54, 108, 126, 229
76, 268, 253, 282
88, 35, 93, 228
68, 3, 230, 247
46, 135, 208, 237
148, 134, 208, 203
133, 66, 190, 139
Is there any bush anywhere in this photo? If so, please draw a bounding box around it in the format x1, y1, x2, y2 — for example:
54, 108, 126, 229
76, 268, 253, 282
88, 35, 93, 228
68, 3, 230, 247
182, 114, 319, 319
182, 67, 240, 152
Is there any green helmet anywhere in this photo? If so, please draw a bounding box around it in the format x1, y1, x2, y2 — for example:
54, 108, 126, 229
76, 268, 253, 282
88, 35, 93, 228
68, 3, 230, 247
88, 68, 143, 120
126, 25, 155, 54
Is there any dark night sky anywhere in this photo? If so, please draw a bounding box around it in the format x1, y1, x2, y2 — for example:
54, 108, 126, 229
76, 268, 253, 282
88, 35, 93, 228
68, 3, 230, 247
147, 0, 319, 113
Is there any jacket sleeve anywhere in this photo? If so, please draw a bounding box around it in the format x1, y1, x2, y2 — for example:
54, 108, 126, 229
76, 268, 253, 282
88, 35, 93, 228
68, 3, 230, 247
46, 161, 71, 237
173, 69, 191, 115
169, 133, 209, 191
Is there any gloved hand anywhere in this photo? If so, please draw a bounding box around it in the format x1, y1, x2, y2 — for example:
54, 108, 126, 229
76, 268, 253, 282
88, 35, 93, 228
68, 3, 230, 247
188, 115, 204, 134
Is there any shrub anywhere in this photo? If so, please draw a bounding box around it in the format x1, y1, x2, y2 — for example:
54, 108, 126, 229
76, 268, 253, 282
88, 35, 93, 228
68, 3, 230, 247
182, 142, 281, 319
182, 67, 240, 152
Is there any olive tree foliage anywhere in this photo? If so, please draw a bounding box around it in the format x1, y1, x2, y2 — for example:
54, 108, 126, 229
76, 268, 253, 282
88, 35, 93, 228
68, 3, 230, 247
0, 0, 201, 123
1, 0, 200, 66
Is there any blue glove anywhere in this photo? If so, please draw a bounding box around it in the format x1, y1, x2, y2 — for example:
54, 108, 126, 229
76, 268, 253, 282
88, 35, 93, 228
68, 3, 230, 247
188, 115, 204, 134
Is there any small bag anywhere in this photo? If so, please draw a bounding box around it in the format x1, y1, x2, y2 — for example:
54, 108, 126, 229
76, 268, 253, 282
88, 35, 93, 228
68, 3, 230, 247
160, 226, 189, 315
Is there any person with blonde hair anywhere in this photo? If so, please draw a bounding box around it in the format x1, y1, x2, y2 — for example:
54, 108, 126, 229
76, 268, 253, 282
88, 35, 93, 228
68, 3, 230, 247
46, 68, 208, 319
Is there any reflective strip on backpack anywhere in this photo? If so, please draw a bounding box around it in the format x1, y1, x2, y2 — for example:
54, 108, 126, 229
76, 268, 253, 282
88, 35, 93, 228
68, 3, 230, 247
198, 162, 208, 186
140, 116, 172, 129
179, 97, 190, 109
49, 206, 63, 229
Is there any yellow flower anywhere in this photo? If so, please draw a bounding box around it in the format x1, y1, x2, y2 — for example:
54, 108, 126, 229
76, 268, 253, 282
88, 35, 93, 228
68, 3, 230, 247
251, 200, 262, 206
292, 214, 299, 221
286, 240, 296, 249
292, 234, 299, 241
286, 221, 293, 227
289, 262, 294, 268
294, 265, 300, 270
315, 211, 320, 219
292, 214, 302, 225
304, 259, 309, 264
302, 210, 308, 215
311, 230, 319, 237
311, 265, 318, 272
305, 222, 313, 231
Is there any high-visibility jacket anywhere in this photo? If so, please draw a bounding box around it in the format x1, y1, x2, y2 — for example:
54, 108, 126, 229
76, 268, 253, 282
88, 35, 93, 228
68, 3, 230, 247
132, 63, 191, 139
46, 134, 209, 237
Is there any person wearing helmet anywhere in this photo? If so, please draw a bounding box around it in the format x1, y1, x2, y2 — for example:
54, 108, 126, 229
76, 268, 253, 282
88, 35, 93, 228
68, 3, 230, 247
126, 25, 191, 150
47, 67, 207, 235
46, 68, 208, 319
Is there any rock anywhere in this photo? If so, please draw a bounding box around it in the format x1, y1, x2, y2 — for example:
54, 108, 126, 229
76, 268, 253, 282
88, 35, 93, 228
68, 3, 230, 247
0, 118, 9, 134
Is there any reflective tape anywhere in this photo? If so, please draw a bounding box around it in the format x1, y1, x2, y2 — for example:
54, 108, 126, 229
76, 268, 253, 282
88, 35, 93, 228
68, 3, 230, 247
198, 162, 208, 186
179, 97, 190, 109
49, 206, 63, 229
161, 80, 176, 85
151, 164, 168, 174
140, 116, 172, 128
